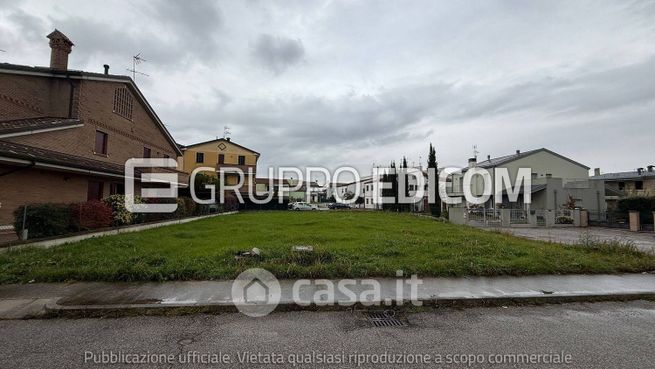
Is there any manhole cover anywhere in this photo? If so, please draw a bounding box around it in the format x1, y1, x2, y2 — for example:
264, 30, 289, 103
362, 311, 407, 327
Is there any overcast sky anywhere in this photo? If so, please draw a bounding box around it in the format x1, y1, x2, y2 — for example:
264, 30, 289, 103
1, 0, 654, 178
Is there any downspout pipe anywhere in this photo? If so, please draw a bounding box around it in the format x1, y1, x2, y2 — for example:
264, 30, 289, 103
66, 74, 75, 118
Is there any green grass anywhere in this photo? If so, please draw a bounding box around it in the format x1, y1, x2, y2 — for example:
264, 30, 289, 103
1, 211, 654, 283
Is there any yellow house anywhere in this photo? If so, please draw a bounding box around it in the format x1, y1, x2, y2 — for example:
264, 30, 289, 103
178, 138, 260, 187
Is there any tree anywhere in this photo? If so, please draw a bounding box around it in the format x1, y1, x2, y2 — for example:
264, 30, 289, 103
428, 143, 441, 217
382, 161, 399, 211
401, 156, 410, 212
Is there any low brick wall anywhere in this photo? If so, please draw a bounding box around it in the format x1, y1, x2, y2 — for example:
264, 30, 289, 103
0, 211, 238, 253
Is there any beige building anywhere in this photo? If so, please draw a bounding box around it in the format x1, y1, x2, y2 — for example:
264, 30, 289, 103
591, 166, 655, 208
177, 138, 259, 188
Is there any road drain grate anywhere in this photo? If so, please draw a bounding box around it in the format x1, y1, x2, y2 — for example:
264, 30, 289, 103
362, 311, 407, 327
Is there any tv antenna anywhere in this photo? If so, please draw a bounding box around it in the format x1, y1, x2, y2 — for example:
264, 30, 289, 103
223, 126, 231, 139
472, 145, 479, 160
126, 53, 149, 82
0, 49, 6, 53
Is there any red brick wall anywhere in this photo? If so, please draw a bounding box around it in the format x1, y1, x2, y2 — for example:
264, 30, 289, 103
0, 164, 84, 224
3, 77, 178, 167
0, 73, 73, 120
0, 72, 179, 224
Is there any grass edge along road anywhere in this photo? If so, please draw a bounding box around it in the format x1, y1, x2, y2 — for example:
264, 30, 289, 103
1, 211, 653, 283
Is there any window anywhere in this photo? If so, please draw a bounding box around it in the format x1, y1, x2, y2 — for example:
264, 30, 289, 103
196, 152, 204, 163
94, 130, 108, 155
635, 181, 644, 190
110, 183, 124, 195
218, 154, 225, 164
87, 181, 104, 201
113, 87, 133, 120
238, 155, 246, 165
143, 147, 151, 158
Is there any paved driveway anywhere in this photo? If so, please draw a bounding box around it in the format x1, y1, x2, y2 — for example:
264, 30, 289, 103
496, 227, 655, 253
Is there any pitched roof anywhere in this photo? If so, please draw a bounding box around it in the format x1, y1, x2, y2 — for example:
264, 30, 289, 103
0, 140, 129, 176
591, 169, 655, 181
0, 117, 82, 136
471, 148, 590, 170
180, 138, 260, 156
0, 63, 182, 156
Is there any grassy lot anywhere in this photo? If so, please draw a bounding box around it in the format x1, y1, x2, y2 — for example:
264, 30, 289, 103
1, 211, 654, 283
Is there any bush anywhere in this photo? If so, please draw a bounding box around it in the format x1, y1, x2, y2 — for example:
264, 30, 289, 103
179, 197, 196, 217
578, 233, 640, 255
617, 196, 654, 224
103, 194, 144, 226
70, 201, 113, 231
223, 193, 239, 212
13, 203, 71, 239
556, 216, 574, 224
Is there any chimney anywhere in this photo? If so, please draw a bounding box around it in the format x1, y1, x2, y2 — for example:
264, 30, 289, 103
103, 64, 110, 75
487, 155, 491, 161
637, 168, 643, 175
226, 137, 231, 142
594, 168, 600, 176
648, 165, 654, 173
468, 157, 476, 168
516, 149, 521, 155
47, 29, 74, 70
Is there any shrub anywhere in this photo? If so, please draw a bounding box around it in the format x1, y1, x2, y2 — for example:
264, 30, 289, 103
70, 201, 113, 231
223, 193, 239, 212
617, 196, 654, 224
578, 233, 640, 255
556, 216, 574, 224
179, 197, 196, 217
103, 194, 144, 226
13, 203, 71, 239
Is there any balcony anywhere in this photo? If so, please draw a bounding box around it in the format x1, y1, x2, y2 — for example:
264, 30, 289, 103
215, 163, 256, 174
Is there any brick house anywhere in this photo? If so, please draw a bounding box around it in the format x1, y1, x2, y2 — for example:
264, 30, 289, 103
0, 30, 184, 226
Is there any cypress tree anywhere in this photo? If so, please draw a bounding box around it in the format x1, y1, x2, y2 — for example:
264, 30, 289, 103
428, 143, 441, 217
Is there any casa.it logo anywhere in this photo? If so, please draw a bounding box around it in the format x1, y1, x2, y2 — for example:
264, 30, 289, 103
231, 268, 281, 317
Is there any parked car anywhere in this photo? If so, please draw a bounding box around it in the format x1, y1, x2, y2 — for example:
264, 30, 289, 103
328, 202, 351, 210
289, 202, 318, 211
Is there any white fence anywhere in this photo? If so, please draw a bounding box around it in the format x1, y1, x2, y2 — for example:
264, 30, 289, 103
449, 207, 583, 228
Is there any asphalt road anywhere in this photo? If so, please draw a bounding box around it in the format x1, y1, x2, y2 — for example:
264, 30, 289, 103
1, 301, 654, 369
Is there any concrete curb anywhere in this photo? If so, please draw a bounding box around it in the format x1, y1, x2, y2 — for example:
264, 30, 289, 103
43, 292, 655, 319
0, 211, 239, 253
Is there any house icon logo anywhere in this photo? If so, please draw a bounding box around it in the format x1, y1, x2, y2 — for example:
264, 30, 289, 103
231, 268, 281, 317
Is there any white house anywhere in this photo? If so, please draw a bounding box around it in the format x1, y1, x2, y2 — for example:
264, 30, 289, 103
449, 148, 606, 212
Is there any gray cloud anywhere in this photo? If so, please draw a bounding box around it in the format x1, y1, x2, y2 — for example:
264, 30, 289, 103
3, 0, 655, 174
7, 9, 46, 42
251, 34, 305, 74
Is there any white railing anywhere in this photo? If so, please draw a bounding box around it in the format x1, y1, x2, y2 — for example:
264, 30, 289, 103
509, 209, 528, 224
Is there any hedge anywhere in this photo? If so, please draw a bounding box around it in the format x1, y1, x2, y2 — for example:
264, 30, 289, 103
13, 196, 217, 240
617, 196, 655, 224
13, 203, 71, 238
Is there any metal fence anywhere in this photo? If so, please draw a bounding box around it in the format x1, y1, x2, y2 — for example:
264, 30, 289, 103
534, 210, 546, 226
588, 210, 629, 229
467, 208, 501, 225
509, 209, 528, 224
